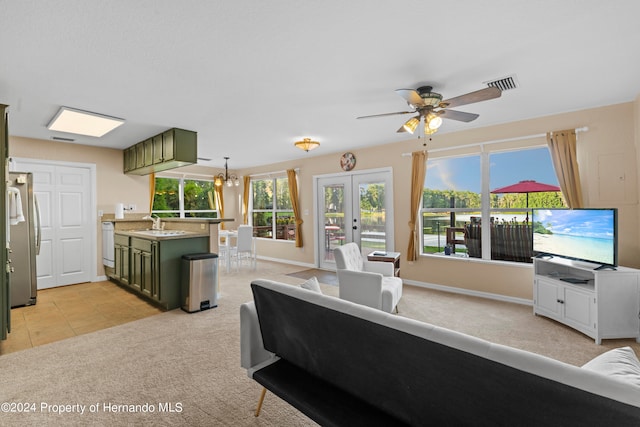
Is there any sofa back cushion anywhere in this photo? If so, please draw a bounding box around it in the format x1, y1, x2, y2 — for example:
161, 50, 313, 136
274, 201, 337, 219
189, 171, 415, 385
251, 280, 640, 426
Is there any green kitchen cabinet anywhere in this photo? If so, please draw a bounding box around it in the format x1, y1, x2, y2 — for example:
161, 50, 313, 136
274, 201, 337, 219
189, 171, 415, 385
152, 236, 208, 309
135, 143, 145, 169
131, 237, 152, 295
152, 134, 163, 164
161, 129, 175, 162
114, 234, 208, 310
123, 128, 196, 175
114, 234, 130, 285
150, 241, 160, 301
123, 146, 136, 173
143, 138, 153, 167
1, 104, 9, 340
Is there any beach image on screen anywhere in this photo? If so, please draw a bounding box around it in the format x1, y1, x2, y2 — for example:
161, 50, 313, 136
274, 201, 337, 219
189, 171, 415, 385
532, 209, 615, 265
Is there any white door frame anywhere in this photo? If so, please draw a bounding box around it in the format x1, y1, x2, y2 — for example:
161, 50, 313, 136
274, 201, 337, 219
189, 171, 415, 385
313, 167, 394, 269
10, 157, 98, 284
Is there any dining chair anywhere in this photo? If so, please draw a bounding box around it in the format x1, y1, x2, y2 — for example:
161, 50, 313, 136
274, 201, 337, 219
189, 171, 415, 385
231, 225, 256, 270
218, 230, 230, 272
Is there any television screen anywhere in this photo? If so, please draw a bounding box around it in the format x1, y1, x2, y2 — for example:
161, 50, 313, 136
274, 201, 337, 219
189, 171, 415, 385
531, 208, 618, 267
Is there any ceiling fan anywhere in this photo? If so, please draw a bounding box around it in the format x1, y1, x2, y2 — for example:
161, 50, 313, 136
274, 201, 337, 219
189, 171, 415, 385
357, 85, 502, 135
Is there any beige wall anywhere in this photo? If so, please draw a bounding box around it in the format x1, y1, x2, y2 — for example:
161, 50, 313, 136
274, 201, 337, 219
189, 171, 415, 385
235, 101, 640, 301
8, 137, 227, 277
10, 100, 640, 301
10, 136, 150, 213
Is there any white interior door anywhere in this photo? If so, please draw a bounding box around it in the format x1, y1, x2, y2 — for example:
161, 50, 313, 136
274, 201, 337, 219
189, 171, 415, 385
10, 159, 94, 289
316, 168, 393, 270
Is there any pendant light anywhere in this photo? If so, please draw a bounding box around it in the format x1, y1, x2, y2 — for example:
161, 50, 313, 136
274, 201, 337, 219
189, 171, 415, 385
214, 157, 240, 187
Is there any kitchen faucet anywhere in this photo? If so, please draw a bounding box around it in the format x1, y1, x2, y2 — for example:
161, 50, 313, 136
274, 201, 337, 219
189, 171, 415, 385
143, 214, 162, 230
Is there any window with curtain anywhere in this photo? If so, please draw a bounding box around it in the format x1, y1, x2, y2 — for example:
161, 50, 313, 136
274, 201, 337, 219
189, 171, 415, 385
152, 176, 218, 218
251, 175, 294, 241
420, 146, 566, 263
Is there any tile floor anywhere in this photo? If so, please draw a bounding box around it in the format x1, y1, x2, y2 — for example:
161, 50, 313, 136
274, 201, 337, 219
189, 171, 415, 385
0, 280, 162, 355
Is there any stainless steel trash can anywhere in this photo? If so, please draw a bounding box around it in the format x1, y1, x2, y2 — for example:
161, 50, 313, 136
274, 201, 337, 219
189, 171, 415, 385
181, 253, 218, 313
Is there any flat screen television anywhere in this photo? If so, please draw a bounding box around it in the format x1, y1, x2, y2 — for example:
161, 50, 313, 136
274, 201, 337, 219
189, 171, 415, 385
531, 208, 618, 269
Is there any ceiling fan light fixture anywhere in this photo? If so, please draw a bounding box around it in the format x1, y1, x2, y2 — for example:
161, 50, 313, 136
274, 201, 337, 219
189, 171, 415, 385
424, 124, 438, 135
416, 86, 443, 107
294, 137, 320, 152
423, 94, 443, 107
426, 113, 443, 130
402, 116, 421, 134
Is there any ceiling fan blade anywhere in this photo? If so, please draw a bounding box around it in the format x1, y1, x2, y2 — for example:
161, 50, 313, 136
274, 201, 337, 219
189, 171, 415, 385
441, 87, 501, 109
395, 89, 426, 108
356, 111, 414, 119
439, 109, 479, 122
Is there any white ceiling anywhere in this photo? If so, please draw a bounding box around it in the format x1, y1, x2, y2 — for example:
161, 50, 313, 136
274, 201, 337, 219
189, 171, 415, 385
2, 1, 640, 169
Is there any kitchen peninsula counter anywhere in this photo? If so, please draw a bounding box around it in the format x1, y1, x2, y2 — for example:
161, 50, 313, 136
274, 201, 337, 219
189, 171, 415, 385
114, 229, 209, 241
104, 215, 234, 253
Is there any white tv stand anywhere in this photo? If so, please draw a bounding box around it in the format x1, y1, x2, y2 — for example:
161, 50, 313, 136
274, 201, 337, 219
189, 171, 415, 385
533, 257, 640, 344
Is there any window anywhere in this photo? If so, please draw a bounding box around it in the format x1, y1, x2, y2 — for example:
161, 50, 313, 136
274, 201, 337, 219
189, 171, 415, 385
251, 176, 295, 241
152, 176, 218, 218
421, 146, 566, 263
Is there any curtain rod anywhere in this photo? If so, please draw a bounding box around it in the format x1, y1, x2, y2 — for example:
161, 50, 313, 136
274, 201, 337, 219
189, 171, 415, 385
401, 126, 589, 156
249, 168, 299, 178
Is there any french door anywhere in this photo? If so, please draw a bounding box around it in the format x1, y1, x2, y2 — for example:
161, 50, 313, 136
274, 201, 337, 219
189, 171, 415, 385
316, 168, 393, 270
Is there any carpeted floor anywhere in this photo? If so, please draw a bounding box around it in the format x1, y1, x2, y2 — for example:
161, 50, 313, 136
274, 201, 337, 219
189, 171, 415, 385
285, 268, 338, 286
0, 260, 638, 426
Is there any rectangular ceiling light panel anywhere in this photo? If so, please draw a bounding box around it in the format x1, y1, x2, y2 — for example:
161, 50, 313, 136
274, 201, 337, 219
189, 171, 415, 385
47, 107, 125, 137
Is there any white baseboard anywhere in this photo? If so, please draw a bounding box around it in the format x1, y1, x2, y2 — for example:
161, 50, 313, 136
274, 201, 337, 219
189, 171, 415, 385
402, 278, 533, 306
257, 258, 532, 305
256, 255, 316, 269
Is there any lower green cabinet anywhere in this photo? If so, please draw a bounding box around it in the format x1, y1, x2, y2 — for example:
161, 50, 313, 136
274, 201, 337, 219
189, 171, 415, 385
113, 235, 209, 310
114, 234, 130, 285
131, 238, 153, 296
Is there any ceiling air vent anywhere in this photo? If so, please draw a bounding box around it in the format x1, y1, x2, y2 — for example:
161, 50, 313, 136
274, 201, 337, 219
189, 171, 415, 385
484, 75, 519, 91
51, 136, 75, 142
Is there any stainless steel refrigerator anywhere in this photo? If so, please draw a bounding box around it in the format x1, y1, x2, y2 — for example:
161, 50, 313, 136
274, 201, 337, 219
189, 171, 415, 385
8, 171, 40, 307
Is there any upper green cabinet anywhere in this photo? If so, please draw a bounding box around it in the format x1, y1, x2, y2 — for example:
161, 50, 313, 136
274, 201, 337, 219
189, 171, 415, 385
123, 128, 197, 175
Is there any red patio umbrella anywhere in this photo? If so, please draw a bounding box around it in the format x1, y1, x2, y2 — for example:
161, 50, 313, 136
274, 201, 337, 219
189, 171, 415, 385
491, 180, 561, 220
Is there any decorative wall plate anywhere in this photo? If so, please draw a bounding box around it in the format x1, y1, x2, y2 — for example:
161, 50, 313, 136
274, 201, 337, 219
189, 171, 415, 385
340, 152, 356, 171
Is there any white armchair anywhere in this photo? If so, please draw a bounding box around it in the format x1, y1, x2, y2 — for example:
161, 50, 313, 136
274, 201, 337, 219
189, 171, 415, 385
333, 243, 402, 313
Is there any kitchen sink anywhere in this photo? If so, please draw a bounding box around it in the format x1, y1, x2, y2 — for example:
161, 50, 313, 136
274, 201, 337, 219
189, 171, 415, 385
134, 229, 190, 237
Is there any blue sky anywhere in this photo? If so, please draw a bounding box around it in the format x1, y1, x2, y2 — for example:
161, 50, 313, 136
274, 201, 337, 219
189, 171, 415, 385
425, 147, 559, 192
534, 209, 615, 239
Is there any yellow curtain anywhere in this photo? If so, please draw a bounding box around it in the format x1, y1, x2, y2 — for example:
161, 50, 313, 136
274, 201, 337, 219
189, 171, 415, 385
287, 169, 303, 247
215, 184, 225, 230
207, 191, 215, 209
547, 129, 583, 208
149, 172, 155, 213
242, 175, 250, 224
407, 151, 427, 261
